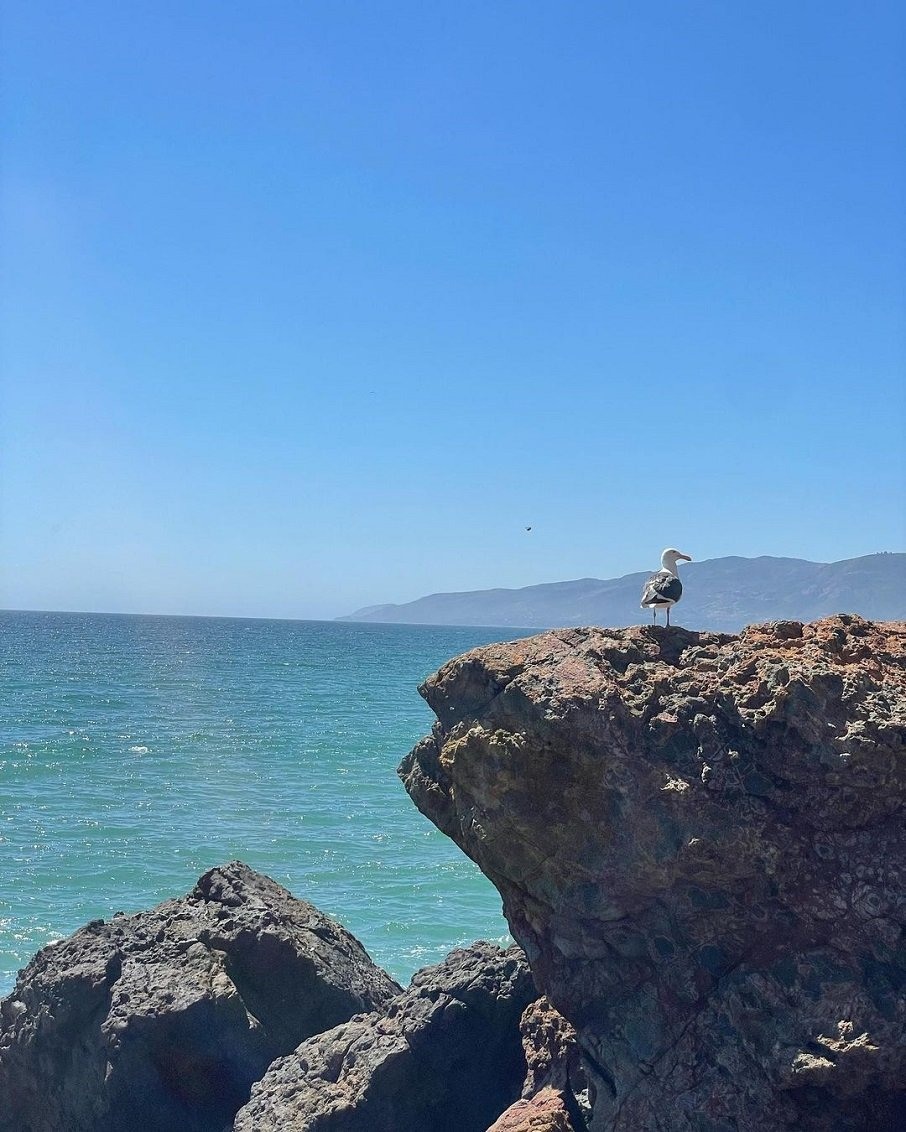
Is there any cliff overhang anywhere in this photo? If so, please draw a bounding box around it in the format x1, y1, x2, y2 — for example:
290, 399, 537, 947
400, 616, 906, 1130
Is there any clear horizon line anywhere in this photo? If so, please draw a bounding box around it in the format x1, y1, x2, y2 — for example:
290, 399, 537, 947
3, 550, 902, 626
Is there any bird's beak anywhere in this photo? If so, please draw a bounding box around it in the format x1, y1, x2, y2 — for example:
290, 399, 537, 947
679, 553, 692, 562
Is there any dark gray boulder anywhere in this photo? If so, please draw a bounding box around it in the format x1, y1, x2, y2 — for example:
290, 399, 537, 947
232, 941, 537, 1131
0, 862, 400, 1132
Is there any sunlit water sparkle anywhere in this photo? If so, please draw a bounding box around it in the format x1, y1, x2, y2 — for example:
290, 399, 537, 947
0, 611, 537, 995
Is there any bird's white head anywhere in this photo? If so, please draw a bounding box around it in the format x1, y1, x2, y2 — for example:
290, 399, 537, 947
661, 548, 692, 573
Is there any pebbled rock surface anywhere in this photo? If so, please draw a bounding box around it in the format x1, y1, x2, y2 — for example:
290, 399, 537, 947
518, 995, 584, 1101
488, 996, 588, 1132
232, 941, 536, 1132
486, 1086, 577, 1132
0, 861, 400, 1132
400, 616, 906, 1130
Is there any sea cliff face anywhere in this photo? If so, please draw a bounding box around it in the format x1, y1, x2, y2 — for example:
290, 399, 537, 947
400, 616, 906, 1130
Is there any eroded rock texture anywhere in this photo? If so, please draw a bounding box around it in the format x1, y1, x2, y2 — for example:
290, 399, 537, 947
400, 616, 906, 1130
486, 1086, 577, 1132
0, 862, 400, 1132
518, 995, 584, 1100
232, 941, 536, 1131
489, 996, 588, 1132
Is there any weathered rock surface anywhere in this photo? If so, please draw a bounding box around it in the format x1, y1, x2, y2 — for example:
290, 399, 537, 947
233, 941, 536, 1131
487, 996, 588, 1132
0, 861, 400, 1132
400, 616, 906, 1130
518, 995, 584, 1100
486, 1086, 576, 1132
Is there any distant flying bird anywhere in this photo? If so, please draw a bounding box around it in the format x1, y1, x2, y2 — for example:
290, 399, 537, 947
641, 548, 692, 626
525, 526, 532, 532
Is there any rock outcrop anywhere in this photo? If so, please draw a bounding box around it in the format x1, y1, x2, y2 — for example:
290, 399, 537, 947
0, 862, 400, 1132
518, 996, 584, 1099
232, 940, 536, 1131
400, 616, 906, 1130
489, 996, 588, 1132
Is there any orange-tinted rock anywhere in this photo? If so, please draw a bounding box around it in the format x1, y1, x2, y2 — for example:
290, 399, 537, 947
485, 1087, 575, 1132
518, 996, 583, 1099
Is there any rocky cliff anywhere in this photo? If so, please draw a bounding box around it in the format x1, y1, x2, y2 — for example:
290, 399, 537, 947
400, 615, 906, 1130
3, 616, 903, 1131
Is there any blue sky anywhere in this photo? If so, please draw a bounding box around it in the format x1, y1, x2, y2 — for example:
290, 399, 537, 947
2, 1, 904, 618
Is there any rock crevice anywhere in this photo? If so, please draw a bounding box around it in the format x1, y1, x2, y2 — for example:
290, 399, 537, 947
232, 940, 538, 1132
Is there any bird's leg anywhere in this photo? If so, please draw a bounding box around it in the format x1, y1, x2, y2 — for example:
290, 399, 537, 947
652, 608, 657, 624
666, 606, 671, 627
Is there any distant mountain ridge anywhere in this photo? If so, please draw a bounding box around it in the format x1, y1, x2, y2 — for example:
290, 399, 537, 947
338, 553, 905, 633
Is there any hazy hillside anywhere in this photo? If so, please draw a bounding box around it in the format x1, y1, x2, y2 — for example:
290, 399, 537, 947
338, 553, 905, 633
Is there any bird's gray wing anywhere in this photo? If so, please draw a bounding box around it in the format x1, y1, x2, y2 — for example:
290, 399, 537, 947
640, 571, 683, 606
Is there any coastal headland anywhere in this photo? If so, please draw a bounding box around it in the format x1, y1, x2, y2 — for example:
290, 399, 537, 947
2, 615, 904, 1130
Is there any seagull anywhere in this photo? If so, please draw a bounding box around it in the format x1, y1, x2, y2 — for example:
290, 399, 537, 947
640, 548, 692, 626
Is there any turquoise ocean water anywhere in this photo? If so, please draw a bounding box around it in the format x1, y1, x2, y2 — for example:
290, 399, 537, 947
0, 610, 537, 996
